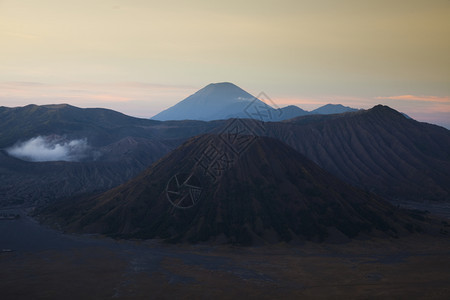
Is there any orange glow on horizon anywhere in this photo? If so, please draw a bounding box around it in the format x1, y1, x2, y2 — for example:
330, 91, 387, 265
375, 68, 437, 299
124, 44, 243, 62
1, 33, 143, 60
375, 95, 450, 103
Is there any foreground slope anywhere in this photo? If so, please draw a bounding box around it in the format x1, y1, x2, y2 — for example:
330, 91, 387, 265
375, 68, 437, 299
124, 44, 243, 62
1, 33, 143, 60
39, 135, 422, 245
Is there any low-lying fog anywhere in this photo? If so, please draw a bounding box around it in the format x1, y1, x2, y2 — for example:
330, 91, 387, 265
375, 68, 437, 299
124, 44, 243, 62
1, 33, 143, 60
6, 135, 92, 162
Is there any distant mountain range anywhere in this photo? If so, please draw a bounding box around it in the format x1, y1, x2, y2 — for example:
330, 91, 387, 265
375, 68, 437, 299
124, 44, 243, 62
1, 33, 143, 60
151, 82, 357, 121
0, 137, 173, 207
38, 135, 424, 245
310, 103, 358, 115
0, 104, 216, 206
1, 84, 449, 209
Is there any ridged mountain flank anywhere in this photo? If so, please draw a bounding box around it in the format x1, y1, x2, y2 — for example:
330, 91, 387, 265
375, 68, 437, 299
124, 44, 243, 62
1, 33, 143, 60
264, 105, 450, 202
40, 134, 421, 245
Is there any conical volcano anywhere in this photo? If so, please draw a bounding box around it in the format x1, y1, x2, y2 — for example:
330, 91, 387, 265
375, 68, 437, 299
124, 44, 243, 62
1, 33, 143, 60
42, 134, 419, 245
151, 82, 289, 121
151, 82, 258, 121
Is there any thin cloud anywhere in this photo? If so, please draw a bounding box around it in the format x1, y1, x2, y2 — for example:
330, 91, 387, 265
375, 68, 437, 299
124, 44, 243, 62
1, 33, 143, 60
375, 95, 450, 103
4, 31, 40, 40
1, 81, 45, 87
6, 136, 91, 162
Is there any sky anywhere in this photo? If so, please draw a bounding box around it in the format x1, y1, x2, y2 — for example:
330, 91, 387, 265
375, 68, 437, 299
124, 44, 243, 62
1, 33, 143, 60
1, 0, 449, 128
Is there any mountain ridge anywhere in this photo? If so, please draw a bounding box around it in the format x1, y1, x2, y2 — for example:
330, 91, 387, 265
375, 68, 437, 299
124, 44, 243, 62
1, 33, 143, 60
263, 105, 450, 202
152, 82, 358, 121
311, 103, 358, 114
38, 134, 424, 245
1, 103, 449, 207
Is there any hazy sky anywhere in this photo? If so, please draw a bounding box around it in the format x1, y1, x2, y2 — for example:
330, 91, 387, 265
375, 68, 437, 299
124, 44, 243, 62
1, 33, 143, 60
1, 0, 449, 127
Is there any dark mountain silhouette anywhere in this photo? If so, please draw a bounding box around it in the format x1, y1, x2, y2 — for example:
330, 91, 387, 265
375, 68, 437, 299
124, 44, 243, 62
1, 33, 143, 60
1, 103, 449, 207
38, 135, 423, 245
0, 103, 217, 148
311, 104, 358, 115
261, 105, 450, 202
0, 104, 156, 148
0, 104, 220, 206
0, 138, 173, 206
279, 105, 309, 119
